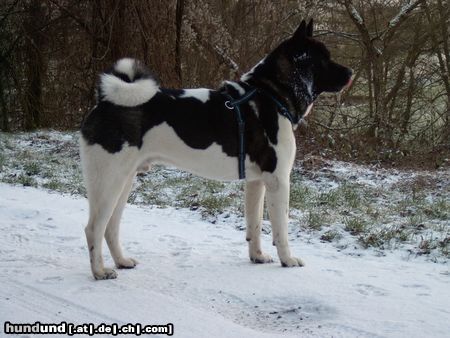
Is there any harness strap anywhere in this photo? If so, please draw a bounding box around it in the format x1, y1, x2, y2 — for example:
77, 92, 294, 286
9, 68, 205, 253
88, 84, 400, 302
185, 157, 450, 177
224, 89, 257, 179
223, 87, 296, 180
268, 94, 300, 125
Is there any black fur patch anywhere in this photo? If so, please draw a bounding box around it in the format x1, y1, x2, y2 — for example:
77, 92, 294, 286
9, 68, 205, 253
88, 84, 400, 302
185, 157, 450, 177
82, 84, 279, 173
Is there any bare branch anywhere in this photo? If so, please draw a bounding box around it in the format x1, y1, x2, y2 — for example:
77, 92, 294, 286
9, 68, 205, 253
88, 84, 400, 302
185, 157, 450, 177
381, 0, 422, 43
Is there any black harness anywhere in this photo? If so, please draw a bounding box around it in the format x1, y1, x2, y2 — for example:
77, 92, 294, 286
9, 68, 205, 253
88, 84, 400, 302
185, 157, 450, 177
223, 87, 298, 180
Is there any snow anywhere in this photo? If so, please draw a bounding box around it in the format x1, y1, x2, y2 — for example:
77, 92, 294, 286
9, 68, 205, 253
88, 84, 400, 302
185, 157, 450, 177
1, 183, 449, 337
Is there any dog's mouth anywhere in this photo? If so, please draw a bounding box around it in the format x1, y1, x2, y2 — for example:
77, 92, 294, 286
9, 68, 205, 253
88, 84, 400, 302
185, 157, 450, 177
343, 76, 353, 90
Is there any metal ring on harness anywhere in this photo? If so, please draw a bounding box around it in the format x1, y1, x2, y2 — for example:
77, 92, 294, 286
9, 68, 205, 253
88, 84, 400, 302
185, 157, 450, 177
224, 101, 234, 110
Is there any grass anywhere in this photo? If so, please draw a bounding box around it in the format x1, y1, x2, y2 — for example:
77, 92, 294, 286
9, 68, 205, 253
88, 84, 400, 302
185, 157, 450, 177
16, 174, 37, 187
23, 161, 41, 176
0, 152, 5, 170
320, 230, 342, 242
290, 184, 314, 209
305, 209, 325, 230
344, 217, 367, 235
359, 226, 411, 249
1, 130, 449, 260
289, 165, 449, 260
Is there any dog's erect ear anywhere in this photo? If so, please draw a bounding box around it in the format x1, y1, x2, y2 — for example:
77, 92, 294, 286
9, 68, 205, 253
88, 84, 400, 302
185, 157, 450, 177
292, 19, 314, 41
306, 19, 313, 37
293, 20, 307, 41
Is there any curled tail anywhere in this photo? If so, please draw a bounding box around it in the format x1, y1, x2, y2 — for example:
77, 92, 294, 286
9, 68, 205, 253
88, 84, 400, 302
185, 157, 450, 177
98, 58, 159, 107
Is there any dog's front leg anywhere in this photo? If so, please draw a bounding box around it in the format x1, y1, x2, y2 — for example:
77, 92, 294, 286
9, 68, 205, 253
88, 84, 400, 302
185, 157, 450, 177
264, 175, 304, 267
245, 180, 273, 263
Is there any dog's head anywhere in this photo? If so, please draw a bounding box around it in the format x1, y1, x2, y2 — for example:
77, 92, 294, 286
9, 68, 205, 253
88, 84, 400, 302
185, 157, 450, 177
243, 19, 352, 117
285, 19, 352, 96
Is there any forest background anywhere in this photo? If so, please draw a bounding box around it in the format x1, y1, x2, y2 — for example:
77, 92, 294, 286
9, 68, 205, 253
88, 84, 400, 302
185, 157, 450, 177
1, 0, 449, 168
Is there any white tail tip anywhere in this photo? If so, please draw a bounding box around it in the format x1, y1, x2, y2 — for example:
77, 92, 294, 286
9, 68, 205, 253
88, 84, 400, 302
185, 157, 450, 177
98, 58, 159, 107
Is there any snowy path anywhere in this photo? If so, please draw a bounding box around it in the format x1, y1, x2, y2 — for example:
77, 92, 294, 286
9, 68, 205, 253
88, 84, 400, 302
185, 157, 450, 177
0, 183, 449, 337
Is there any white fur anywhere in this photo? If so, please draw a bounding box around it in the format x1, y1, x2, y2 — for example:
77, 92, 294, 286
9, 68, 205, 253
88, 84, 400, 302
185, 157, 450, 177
140, 123, 261, 181
243, 114, 304, 267
224, 81, 245, 95
260, 115, 304, 267
249, 101, 259, 118
304, 103, 313, 118
241, 57, 266, 81
245, 180, 273, 263
114, 58, 137, 80
80, 138, 141, 279
180, 89, 210, 103
100, 74, 158, 107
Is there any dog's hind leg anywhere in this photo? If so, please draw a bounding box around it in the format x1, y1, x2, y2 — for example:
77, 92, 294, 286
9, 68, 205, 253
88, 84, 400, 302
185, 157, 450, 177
85, 181, 126, 280
245, 180, 273, 263
264, 175, 304, 267
82, 144, 137, 280
105, 171, 138, 269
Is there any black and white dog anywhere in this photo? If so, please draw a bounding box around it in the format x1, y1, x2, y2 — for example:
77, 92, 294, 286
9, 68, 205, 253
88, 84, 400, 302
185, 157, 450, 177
80, 19, 352, 280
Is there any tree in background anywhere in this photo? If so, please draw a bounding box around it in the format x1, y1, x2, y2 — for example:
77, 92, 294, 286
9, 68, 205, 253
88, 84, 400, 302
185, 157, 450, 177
0, 0, 448, 165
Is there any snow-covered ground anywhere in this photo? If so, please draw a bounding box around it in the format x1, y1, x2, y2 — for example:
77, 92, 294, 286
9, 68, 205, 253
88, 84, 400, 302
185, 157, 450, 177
1, 183, 449, 337
1, 131, 449, 261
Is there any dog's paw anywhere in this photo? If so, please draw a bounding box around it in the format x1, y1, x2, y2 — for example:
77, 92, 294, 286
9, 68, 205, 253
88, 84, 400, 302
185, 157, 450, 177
250, 252, 274, 264
116, 257, 138, 269
93, 268, 118, 280
280, 257, 305, 267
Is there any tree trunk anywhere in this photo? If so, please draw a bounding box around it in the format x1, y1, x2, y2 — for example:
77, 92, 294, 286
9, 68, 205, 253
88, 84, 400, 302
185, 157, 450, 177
0, 77, 8, 131
22, 0, 46, 131
423, 0, 450, 142
175, 0, 185, 86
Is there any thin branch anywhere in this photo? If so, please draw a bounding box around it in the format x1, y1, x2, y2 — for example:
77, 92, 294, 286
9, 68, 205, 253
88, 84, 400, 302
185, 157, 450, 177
380, 0, 422, 44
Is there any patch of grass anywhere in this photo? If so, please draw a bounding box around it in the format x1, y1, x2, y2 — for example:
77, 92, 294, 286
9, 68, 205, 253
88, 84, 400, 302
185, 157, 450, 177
0, 152, 5, 169
200, 194, 232, 217
344, 217, 367, 235
318, 190, 340, 208
172, 177, 241, 216
23, 161, 41, 176
407, 213, 425, 229
305, 209, 326, 230
359, 226, 411, 249
365, 204, 381, 221
320, 230, 342, 242
141, 190, 169, 208
16, 174, 37, 187
423, 199, 450, 220
358, 232, 384, 248
438, 236, 450, 257
418, 238, 436, 255
340, 183, 363, 209
417, 234, 450, 258
43, 180, 65, 191
290, 184, 313, 209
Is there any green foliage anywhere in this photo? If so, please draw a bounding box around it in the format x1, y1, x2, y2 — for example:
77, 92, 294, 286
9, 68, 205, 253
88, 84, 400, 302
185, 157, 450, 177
320, 230, 342, 243
290, 183, 313, 209
305, 209, 325, 230
23, 162, 40, 176
344, 217, 367, 235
